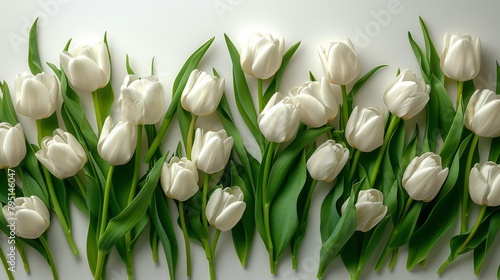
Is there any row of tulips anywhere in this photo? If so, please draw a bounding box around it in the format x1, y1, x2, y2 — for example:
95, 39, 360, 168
1, 16, 500, 280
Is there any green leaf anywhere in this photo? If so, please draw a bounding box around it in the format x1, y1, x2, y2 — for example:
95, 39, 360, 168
98, 155, 167, 253
176, 103, 191, 152
94, 33, 115, 125
125, 54, 135, 75
24, 144, 49, 205
387, 202, 423, 249
266, 126, 331, 202
224, 34, 264, 151
28, 18, 43, 75
350, 65, 387, 97
19, 169, 48, 206
496, 61, 500, 94
419, 16, 444, 83
408, 31, 430, 82
474, 210, 500, 275
270, 151, 307, 263
320, 173, 344, 242
438, 98, 464, 168
0, 82, 19, 125
431, 74, 454, 138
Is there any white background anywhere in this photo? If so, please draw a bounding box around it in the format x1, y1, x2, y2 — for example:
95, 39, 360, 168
1, 0, 500, 279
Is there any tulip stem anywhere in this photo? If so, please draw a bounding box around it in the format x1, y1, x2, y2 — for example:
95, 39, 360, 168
340, 85, 349, 130
461, 134, 479, 233
262, 141, 278, 274
202, 173, 211, 231
258, 79, 264, 112
92, 90, 104, 135
348, 149, 361, 185
40, 235, 59, 280
369, 115, 400, 187
456, 81, 464, 110
186, 115, 198, 159
178, 201, 192, 277
42, 166, 79, 255
202, 237, 216, 280
0, 245, 14, 280
95, 165, 115, 280
144, 115, 172, 163
211, 229, 222, 257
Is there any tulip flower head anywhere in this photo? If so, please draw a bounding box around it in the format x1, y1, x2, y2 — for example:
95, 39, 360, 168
258, 92, 301, 143
345, 106, 385, 152
469, 162, 500, 207
181, 69, 225, 116
60, 41, 111, 92
161, 156, 199, 201
98, 117, 137, 166
2, 196, 50, 239
191, 128, 234, 174
306, 140, 349, 183
205, 186, 246, 231
440, 33, 481, 82
341, 189, 388, 232
0, 122, 26, 169
402, 152, 449, 202
119, 75, 166, 125
15, 71, 60, 120
383, 69, 430, 120
465, 89, 500, 138
35, 129, 87, 179
290, 78, 339, 127
240, 32, 285, 79
318, 38, 361, 85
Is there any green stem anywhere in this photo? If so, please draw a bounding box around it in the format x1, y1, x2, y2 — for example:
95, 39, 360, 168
42, 167, 79, 255
202, 173, 210, 230
341, 85, 349, 130
347, 149, 361, 185
401, 197, 414, 223
178, 201, 192, 277
258, 78, 264, 112
18, 244, 30, 273
0, 245, 14, 280
262, 142, 278, 274
459, 205, 487, 252
40, 235, 59, 280
211, 229, 222, 257
388, 247, 400, 271
462, 134, 479, 233
95, 165, 115, 280
369, 115, 400, 187
74, 173, 86, 198
143, 115, 173, 163
456, 81, 464, 110
186, 115, 198, 159
128, 125, 143, 204
202, 237, 216, 280
151, 232, 159, 264
92, 90, 103, 135
36, 119, 44, 144
95, 251, 105, 280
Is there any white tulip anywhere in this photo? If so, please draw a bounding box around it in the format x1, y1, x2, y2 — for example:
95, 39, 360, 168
0, 122, 26, 169
205, 187, 246, 231
318, 38, 361, 85
306, 140, 349, 182
345, 106, 385, 152
98, 117, 137, 166
441, 33, 481, 82
469, 162, 500, 207
240, 32, 285, 79
181, 69, 225, 116
15, 71, 60, 120
2, 196, 50, 239
191, 128, 233, 174
161, 156, 199, 201
342, 189, 388, 232
258, 92, 301, 143
465, 89, 500, 138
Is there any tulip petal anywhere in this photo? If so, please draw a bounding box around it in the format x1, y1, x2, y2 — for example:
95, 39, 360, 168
14, 209, 48, 239
214, 201, 246, 231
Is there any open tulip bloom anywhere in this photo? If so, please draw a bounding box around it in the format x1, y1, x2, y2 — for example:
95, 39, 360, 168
240, 32, 285, 80
15, 71, 60, 120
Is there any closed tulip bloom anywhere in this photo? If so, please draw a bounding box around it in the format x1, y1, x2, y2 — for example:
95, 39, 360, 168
290, 78, 339, 127
341, 189, 388, 232
98, 117, 137, 166
0, 123, 26, 169
161, 156, 199, 201
441, 33, 481, 82
469, 162, 500, 207
35, 129, 87, 179
307, 140, 349, 182
2, 196, 50, 239
181, 69, 225, 116
15, 71, 60, 119
383, 69, 430, 120
60, 42, 111, 92
118, 75, 166, 125
402, 152, 449, 202
191, 128, 233, 174
318, 38, 361, 85
240, 32, 285, 79
205, 187, 246, 231
465, 89, 500, 138
345, 106, 385, 152
258, 92, 301, 143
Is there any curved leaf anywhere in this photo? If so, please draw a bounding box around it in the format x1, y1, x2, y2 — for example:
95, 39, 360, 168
28, 18, 42, 75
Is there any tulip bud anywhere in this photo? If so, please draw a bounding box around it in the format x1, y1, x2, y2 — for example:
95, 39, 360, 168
2, 196, 50, 239
161, 156, 199, 201
14, 71, 60, 120
383, 69, 430, 120
98, 117, 137, 166
469, 162, 500, 207
465, 89, 500, 138
191, 128, 233, 174
118, 75, 166, 125
240, 32, 285, 79
345, 106, 385, 152
341, 189, 388, 232
35, 129, 87, 179
181, 69, 225, 116
258, 92, 301, 143
60, 42, 111, 92
306, 140, 349, 183
402, 152, 449, 202
440, 33, 481, 82
290, 78, 339, 127
205, 186, 246, 231
318, 38, 361, 85
0, 123, 26, 169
